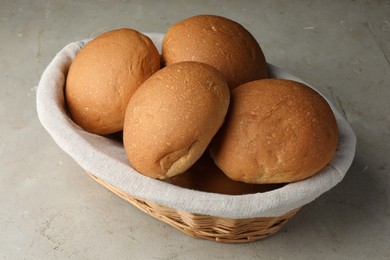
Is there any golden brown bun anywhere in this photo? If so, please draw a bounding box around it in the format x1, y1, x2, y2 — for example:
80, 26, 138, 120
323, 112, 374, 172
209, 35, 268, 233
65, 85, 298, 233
65, 28, 160, 135
162, 15, 268, 89
209, 79, 338, 184
123, 61, 230, 179
170, 153, 284, 195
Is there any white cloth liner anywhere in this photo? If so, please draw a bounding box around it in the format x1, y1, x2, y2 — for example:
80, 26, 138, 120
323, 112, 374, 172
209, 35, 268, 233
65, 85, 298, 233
36, 33, 356, 218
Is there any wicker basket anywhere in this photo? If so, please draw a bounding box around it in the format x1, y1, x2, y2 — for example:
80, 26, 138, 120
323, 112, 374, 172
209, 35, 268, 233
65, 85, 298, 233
36, 33, 356, 244
87, 172, 300, 243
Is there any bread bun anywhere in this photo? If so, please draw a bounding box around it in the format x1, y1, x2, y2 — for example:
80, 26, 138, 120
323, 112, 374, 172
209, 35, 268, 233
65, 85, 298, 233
162, 15, 268, 89
209, 79, 338, 184
170, 153, 284, 195
123, 61, 230, 179
65, 28, 160, 135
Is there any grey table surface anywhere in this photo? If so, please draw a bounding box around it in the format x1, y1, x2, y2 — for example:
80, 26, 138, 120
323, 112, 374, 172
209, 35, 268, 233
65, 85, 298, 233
1, 0, 389, 259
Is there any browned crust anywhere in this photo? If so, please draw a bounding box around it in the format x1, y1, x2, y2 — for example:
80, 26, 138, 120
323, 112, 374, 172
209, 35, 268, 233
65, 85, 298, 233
65, 28, 160, 135
162, 15, 268, 89
123, 61, 230, 179
209, 79, 338, 184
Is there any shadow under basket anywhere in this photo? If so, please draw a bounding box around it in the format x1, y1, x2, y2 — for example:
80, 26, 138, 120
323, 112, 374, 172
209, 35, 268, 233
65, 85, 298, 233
87, 172, 301, 243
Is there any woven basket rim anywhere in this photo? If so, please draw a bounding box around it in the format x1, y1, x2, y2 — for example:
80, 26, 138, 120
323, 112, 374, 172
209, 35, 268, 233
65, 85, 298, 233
36, 33, 357, 219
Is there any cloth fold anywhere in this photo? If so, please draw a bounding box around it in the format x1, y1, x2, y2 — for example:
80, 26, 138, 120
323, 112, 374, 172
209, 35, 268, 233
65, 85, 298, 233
36, 33, 356, 218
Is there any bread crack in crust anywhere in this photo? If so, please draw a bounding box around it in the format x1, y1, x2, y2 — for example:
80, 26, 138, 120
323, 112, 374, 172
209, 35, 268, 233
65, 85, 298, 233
123, 61, 230, 179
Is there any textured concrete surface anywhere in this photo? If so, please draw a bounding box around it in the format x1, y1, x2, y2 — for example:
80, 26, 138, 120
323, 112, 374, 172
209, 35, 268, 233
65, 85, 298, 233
1, 0, 389, 259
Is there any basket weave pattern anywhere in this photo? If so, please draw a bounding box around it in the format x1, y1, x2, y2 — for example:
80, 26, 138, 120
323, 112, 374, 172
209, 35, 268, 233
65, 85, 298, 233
87, 172, 300, 243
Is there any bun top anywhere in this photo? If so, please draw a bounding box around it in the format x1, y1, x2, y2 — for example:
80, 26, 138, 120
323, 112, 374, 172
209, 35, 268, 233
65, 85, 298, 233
65, 28, 160, 135
123, 61, 230, 179
162, 15, 268, 89
209, 79, 338, 184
